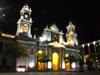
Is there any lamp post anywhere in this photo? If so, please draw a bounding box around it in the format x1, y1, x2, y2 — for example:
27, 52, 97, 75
82, 44, 86, 63
88, 43, 90, 55
82, 44, 85, 58
93, 41, 96, 53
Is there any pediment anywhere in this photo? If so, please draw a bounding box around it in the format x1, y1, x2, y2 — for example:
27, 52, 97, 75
49, 23, 59, 32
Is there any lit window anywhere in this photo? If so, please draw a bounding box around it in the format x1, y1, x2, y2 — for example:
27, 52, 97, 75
23, 24, 28, 32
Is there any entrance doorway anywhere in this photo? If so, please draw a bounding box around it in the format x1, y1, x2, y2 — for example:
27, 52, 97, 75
52, 52, 59, 70
65, 54, 70, 70
36, 50, 44, 70
65, 61, 70, 70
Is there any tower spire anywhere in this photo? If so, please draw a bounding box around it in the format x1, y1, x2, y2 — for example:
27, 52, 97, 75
16, 4, 33, 38
66, 21, 78, 46
69, 21, 73, 25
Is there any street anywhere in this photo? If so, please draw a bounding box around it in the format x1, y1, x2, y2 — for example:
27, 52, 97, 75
0, 72, 100, 75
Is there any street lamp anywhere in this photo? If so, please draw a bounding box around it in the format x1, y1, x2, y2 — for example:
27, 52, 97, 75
82, 44, 86, 63
82, 44, 85, 57
88, 43, 90, 55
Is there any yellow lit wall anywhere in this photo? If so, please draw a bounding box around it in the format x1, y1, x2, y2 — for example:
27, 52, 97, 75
66, 61, 70, 70
65, 54, 70, 70
2, 33, 15, 38
38, 62, 44, 70
36, 51, 44, 70
84, 55, 89, 59
52, 53, 59, 70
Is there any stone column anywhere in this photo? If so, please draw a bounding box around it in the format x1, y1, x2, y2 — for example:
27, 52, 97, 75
62, 50, 65, 69
50, 49, 52, 69
59, 47, 62, 70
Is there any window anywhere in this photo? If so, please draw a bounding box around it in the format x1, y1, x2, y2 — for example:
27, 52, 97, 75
23, 24, 28, 32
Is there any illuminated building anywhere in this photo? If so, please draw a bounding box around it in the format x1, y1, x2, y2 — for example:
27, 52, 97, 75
0, 4, 80, 72
79, 40, 100, 63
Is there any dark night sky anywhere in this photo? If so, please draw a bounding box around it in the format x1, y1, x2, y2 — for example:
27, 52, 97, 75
0, 0, 100, 45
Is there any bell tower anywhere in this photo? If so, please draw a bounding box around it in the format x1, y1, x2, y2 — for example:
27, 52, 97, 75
16, 4, 32, 38
66, 21, 78, 46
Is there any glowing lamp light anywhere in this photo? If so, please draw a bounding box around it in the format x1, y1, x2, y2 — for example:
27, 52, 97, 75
96, 60, 98, 62
48, 61, 51, 69
2, 14, 5, 17
96, 45, 98, 47
65, 54, 69, 57
21, 68, 25, 72
29, 63, 34, 68
25, 14, 28, 18
38, 50, 43, 54
93, 41, 96, 45
39, 37, 45, 42
17, 68, 21, 72
17, 68, 25, 72
88, 43, 90, 47
71, 62, 76, 69
82, 44, 84, 48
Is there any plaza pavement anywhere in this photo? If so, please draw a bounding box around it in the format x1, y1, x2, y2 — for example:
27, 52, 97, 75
0, 72, 100, 75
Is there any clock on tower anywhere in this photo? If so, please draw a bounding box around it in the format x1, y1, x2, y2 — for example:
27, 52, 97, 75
24, 12, 29, 19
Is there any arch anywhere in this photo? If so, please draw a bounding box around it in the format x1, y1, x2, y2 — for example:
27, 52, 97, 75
36, 50, 44, 70
68, 29, 71, 34
23, 24, 28, 32
52, 52, 59, 70
72, 28, 74, 33
65, 54, 70, 70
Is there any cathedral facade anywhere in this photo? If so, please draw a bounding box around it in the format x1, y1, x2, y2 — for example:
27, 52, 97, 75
0, 5, 80, 72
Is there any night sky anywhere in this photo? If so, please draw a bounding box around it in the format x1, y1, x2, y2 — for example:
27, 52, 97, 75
0, 0, 100, 45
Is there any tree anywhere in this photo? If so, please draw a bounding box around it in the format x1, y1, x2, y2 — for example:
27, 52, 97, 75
3, 42, 28, 71
38, 53, 50, 71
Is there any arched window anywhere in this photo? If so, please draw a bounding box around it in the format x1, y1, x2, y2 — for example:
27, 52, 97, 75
23, 24, 28, 32
72, 29, 74, 33
68, 29, 71, 34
